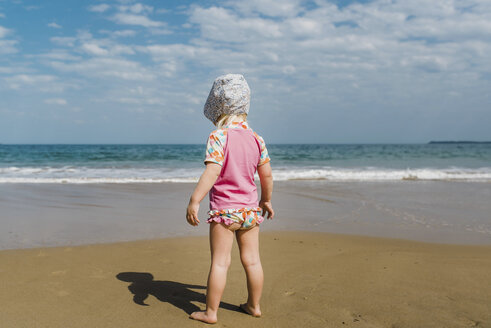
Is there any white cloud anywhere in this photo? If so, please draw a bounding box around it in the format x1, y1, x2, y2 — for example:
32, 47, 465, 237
51, 32, 135, 57
6, 74, 56, 84
118, 3, 153, 14
81, 43, 109, 56
88, 4, 110, 13
44, 98, 67, 105
112, 13, 164, 27
76, 30, 93, 41
401, 55, 450, 72
227, 0, 302, 17
101, 29, 137, 37
50, 36, 76, 47
0, 39, 17, 54
282, 65, 296, 74
0, 13, 5, 18
47, 22, 62, 29
30, 50, 81, 61
146, 27, 171, 35
182, 0, 491, 80
79, 37, 135, 56
0, 25, 10, 38
0, 66, 17, 73
2, 73, 78, 93
189, 6, 282, 41
116, 97, 165, 106
4, 74, 57, 89
141, 44, 200, 59
50, 57, 155, 81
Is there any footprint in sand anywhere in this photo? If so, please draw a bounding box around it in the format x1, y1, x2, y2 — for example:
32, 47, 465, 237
459, 318, 482, 327
339, 309, 379, 327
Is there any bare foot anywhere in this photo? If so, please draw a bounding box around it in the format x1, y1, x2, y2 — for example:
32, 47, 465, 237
240, 303, 261, 317
189, 311, 217, 324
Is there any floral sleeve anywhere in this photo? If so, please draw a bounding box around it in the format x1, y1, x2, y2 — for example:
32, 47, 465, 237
204, 129, 227, 166
254, 133, 271, 166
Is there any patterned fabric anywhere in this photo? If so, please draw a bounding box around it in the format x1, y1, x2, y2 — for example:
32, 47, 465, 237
207, 207, 264, 229
204, 120, 270, 227
204, 121, 270, 167
203, 74, 250, 124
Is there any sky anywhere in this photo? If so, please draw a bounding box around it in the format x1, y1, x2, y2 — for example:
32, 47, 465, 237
0, 0, 490, 144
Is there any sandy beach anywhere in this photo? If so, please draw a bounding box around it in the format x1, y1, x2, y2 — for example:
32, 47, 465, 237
1, 181, 491, 327
1, 231, 490, 327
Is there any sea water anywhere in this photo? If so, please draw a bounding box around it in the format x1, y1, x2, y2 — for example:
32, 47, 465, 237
1, 143, 490, 183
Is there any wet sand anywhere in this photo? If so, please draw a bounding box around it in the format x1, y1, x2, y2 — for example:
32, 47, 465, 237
1, 231, 490, 328
1, 181, 490, 249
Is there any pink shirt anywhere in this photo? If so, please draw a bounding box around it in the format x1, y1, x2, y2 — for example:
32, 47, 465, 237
204, 121, 270, 211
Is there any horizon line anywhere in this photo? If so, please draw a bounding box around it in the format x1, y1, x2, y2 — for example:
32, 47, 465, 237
2, 141, 491, 146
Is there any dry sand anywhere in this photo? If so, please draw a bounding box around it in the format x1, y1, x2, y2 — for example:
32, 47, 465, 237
1, 231, 490, 328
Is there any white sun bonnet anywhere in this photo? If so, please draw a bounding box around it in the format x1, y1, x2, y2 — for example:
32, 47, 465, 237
203, 74, 250, 124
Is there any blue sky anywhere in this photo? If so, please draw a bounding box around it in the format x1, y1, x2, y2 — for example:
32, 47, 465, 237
1, 0, 490, 144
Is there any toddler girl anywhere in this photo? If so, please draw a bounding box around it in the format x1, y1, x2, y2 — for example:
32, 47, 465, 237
186, 74, 274, 324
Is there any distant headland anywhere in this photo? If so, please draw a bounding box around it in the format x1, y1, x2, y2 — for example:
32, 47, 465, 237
428, 141, 491, 144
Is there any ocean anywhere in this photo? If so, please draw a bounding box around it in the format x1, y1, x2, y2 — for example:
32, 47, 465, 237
1, 143, 491, 183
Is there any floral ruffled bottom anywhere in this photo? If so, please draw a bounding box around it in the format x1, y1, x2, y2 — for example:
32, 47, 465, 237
207, 207, 264, 230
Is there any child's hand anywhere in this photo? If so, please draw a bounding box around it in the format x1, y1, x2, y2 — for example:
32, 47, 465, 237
259, 200, 274, 219
186, 201, 200, 226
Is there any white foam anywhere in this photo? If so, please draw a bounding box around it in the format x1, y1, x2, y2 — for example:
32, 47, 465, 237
0, 177, 199, 184
0, 166, 201, 184
0, 166, 490, 183
271, 167, 491, 182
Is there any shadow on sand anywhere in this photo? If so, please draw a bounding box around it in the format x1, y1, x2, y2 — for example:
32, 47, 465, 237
116, 272, 241, 315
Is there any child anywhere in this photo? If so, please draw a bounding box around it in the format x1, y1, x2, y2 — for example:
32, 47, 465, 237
186, 74, 274, 324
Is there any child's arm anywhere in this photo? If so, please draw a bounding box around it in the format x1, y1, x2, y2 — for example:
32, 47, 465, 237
186, 162, 222, 226
257, 162, 274, 219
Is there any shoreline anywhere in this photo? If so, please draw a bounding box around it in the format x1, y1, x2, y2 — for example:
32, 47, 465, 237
1, 227, 487, 252
1, 231, 490, 328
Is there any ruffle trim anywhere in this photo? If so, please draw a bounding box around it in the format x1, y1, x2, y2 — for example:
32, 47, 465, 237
207, 207, 262, 216
206, 207, 264, 227
206, 215, 265, 226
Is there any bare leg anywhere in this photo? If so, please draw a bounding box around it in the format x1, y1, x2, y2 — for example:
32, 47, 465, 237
236, 225, 263, 317
190, 222, 234, 324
